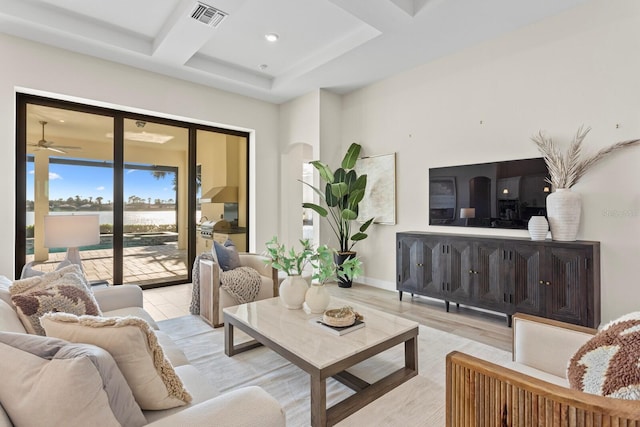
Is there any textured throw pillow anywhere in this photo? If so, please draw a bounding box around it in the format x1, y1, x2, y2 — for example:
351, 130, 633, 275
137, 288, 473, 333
12, 264, 90, 292
41, 313, 192, 410
567, 312, 640, 399
0, 332, 146, 427
213, 239, 241, 271
10, 269, 101, 335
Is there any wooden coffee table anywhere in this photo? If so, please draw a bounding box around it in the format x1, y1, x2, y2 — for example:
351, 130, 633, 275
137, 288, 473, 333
223, 297, 419, 427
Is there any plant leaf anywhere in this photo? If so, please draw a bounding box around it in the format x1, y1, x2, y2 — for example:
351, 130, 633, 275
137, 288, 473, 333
302, 202, 328, 217
351, 232, 367, 241
325, 182, 339, 207
341, 143, 361, 170
330, 182, 349, 199
359, 217, 374, 232
341, 209, 358, 220
311, 161, 334, 183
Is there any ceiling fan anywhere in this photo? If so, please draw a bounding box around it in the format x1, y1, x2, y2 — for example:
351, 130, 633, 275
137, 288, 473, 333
28, 121, 81, 154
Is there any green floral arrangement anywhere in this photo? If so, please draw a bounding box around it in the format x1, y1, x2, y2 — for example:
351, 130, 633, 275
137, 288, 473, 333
263, 236, 313, 276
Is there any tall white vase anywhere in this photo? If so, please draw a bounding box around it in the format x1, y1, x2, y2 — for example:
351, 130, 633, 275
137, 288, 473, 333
546, 188, 582, 241
305, 284, 331, 314
279, 275, 309, 309
527, 216, 549, 241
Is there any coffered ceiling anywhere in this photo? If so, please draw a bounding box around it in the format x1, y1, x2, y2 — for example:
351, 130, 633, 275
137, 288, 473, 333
0, 0, 589, 103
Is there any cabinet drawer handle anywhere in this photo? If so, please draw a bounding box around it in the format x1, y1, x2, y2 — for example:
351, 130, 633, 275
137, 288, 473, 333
539, 280, 544, 285
545, 281, 551, 286
416, 263, 424, 267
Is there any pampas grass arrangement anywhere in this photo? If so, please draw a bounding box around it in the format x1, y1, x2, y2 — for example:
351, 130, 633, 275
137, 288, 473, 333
531, 126, 640, 189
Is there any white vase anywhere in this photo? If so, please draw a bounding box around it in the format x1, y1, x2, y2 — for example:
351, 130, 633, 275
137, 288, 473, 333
527, 216, 549, 241
546, 188, 582, 241
305, 284, 331, 314
279, 275, 309, 309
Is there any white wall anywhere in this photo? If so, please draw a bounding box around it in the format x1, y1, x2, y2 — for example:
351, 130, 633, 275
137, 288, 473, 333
0, 33, 279, 277
341, 0, 640, 323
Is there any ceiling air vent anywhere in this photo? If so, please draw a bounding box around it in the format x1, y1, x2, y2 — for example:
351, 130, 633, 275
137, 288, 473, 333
191, 2, 227, 28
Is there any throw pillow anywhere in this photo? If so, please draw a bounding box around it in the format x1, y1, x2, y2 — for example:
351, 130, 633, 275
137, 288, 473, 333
20, 259, 73, 279
213, 239, 241, 271
10, 270, 101, 335
41, 312, 192, 410
0, 331, 146, 427
567, 312, 640, 399
11, 263, 90, 293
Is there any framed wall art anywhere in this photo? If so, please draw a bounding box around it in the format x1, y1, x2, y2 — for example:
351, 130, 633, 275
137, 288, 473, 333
355, 152, 396, 225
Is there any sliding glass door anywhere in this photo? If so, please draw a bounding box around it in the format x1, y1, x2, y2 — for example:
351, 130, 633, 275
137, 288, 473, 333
122, 119, 189, 286
24, 103, 115, 283
16, 94, 249, 288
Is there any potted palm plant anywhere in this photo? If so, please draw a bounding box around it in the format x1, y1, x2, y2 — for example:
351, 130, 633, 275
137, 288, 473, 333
305, 245, 362, 313
301, 142, 374, 288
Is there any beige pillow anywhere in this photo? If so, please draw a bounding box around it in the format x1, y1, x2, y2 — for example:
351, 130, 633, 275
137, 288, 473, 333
10, 269, 101, 335
0, 332, 146, 427
41, 312, 192, 410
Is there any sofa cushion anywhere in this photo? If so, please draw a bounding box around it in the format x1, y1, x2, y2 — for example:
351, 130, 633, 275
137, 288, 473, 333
10, 268, 101, 335
213, 239, 241, 271
142, 365, 220, 424
567, 312, 640, 399
0, 331, 146, 427
0, 299, 26, 334
41, 313, 192, 410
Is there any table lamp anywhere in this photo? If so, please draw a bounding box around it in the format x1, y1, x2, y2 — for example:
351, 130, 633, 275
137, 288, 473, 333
44, 214, 100, 272
460, 208, 476, 226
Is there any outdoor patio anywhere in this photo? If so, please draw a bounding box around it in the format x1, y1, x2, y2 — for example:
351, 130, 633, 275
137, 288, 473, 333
25, 243, 189, 286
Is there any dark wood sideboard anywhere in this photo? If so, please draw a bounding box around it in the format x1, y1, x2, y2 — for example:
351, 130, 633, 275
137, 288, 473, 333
396, 232, 600, 328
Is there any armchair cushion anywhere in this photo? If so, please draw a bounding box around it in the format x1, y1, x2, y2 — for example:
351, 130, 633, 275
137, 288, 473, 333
568, 312, 640, 399
41, 313, 192, 410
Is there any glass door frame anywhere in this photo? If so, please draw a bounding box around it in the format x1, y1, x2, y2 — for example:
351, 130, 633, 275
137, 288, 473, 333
15, 93, 250, 286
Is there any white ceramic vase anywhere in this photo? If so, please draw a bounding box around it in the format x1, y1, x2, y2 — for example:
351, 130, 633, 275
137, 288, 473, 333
279, 275, 309, 309
527, 216, 549, 241
305, 284, 331, 314
546, 188, 582, 241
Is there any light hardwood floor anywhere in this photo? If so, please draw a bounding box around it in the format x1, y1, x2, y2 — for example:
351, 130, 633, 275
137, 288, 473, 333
143, 282, 512, 352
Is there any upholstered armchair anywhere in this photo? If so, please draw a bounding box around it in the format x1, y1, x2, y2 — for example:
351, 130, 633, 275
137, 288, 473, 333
199, 254, 278, 327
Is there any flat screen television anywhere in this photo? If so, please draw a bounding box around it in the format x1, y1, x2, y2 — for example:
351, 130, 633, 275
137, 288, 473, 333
429, 157, 550, 229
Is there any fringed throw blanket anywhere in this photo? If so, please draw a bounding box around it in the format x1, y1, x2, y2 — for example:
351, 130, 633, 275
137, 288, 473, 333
189, 252, 213, 315
220, 267, 262, 304
190, 252, 262, 314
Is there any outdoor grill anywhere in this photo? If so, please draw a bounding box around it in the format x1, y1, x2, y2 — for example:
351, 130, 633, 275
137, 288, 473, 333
200, 219, 231, 239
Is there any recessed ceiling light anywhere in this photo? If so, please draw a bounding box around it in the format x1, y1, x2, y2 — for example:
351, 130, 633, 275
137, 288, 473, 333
264, 33, 279, 42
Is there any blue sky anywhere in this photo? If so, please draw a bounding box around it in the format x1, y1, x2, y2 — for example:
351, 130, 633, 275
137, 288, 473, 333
27, 160, 176, 202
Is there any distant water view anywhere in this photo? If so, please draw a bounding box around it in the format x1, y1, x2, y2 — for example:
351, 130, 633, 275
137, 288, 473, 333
26, 210, 187, 227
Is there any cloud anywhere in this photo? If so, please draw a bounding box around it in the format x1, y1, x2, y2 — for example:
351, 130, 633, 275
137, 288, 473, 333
96, 186, 105, 191
126, 169, 137, 174
49, 172, 62, 180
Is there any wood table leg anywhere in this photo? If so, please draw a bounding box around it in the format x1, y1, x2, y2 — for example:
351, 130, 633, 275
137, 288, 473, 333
224, 320, 234, 356
310, 374, 327, 427
405, 336, 418, 371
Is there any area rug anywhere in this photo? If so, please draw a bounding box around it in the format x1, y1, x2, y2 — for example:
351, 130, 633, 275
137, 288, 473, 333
157, 315, 511, 426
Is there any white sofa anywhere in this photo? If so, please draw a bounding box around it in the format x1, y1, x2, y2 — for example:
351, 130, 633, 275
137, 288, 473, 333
0, 280, 285, 427
446, 313, 640, 425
